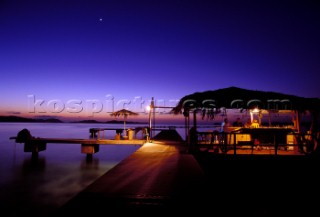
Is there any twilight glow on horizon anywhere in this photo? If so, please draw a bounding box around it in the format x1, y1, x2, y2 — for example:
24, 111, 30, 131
1, 0, 319, 122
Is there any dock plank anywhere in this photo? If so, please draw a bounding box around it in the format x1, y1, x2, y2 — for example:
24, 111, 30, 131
10, 137, 146, 145
53, 140, 320, 216
54, 141, 209, 215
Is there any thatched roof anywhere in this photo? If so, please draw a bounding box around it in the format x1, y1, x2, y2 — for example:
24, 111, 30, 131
172, 86, 320, 114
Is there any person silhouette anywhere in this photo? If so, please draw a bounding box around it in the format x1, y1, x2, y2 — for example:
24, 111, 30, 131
221, 118, 230, 132
233, 118, 243, 127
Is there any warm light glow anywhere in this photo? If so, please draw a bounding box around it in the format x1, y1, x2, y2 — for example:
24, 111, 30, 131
146, 105, 151, 111
252, 108, 260, 113
250, 108, 260, 123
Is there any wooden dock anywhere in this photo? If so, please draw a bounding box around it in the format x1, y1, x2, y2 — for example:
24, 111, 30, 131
10, 128, 319, 216
89, 127, 147, 139
10, 137, 146, 145
10, 135, 146, 159
53, 140, 319, 216
53, 140, 210, 215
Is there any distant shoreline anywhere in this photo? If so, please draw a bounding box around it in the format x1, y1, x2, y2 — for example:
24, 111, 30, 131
0, 115, 312, 129
0, 115, 148, 124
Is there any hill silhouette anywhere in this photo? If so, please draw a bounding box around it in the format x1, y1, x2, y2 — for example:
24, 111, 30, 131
0, 115, 62, 123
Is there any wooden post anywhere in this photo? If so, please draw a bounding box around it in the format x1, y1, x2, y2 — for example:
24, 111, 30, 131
81, 144, 99, 155
193, 110, 197, 131
149, 97, 154, 139
274, 134, 278, 156
86, 154, 93, 162
184, 112, 190, 145
296, 110, 301, 133
233, 133, 237, 155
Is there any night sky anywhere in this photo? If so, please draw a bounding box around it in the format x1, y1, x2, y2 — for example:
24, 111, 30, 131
1, 0, 319, 121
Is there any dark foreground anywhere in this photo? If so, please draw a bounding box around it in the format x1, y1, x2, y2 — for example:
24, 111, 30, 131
194, 153, 319, 217
54, 141, 320, 216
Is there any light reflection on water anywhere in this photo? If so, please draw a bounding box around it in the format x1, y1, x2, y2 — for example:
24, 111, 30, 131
0, 123, 153, 217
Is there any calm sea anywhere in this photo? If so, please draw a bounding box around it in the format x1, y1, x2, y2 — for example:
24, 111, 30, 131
0, 122, 187, 217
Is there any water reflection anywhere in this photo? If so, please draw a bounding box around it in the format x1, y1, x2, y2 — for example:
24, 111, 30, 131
81, 156, 100, 169
1, 123, 145, 217
22, 155, 46, 173
6, 154, 114, 217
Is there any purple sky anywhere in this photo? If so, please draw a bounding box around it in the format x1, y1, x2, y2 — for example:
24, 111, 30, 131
1, 0, 319, 121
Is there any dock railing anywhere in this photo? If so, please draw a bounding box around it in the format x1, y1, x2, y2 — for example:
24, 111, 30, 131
194, 130, 318, 155
89, 127, 150, 140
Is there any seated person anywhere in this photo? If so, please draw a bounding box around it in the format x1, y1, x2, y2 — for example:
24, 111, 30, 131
244, 119, 251, 128
233, 118, 243, 127
221, 118, 231, 132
